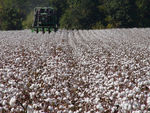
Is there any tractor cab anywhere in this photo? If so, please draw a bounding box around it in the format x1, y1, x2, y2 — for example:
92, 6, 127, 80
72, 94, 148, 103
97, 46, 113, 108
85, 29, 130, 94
32, 7, 57, 33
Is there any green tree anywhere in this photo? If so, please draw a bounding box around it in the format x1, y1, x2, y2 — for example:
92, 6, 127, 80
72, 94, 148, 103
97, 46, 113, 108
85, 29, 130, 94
136, 0, 150, 27
79, 0, 99, 29
0, 7, 24, 30
92, 0, 107, 29
60, 0, 99, 29
102, 0, 138, 28
49, 0, 68, 26
60, 8, 82, 29
22, 11, 34, 29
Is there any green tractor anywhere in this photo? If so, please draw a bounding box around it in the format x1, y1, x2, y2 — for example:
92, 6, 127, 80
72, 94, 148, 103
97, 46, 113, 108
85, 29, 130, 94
32, 7, 58, 33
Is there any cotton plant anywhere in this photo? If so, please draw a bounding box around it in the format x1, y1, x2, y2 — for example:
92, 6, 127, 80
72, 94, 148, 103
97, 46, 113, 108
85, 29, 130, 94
0, 29, 150, 112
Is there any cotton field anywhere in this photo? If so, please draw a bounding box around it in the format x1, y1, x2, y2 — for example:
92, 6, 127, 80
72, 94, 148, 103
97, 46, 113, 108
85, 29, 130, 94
0, 28, 150, 113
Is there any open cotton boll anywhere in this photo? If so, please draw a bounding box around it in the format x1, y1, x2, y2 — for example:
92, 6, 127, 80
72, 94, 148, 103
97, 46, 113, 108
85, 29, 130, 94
0, 29, 150, 112
132, 110, 142, 113
15, 58, 21, 64
140, 104, 145, 110
96, 103, 104, 112
121, 101, 132, 111
27, 105, 34, 113
29, 92, 35, 99
0, 107, 2, 113
147, 97, 150, 106
9, 96, 16, 107
94, 97, 100, 104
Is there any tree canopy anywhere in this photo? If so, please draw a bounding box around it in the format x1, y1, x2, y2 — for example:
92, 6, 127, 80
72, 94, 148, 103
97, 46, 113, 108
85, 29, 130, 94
0, 0, 150, 30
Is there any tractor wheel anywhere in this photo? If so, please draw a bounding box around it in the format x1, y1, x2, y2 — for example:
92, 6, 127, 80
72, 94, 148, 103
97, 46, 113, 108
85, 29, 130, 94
54, 27, 57, 32
42, 28, 45, 34
36, 28, 39, 33
48, 28, 51, 34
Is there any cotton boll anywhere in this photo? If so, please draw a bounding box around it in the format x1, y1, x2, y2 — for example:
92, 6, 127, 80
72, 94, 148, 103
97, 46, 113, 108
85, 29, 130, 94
143, 110, 149, 113
55, 91, 60, 95
95, 112, 100, 113
80, 93, 84, 98
11, 108, 15, 112
2, 100, 7, 106
29, 84, 38, 90
33, 110, 39, 113
105, 91, 111, 96
118, 78, 123, 82
96, 103, 104, 112
68, 110, 73, 113
132, 110, 142, 113
141, 104, 145, 110
29, 92, 35, 99
68, 104, 74, 108
33, 104, 40, 109
9, 96, 16, 107
96, 74, 101, 79
7, 71, 13, 77
148, 46, 150, 51
0, 107, 3, 113
8, 80, 16, 86
146, 71, 150, 76
111, 106, 117, 112
134, 87, 140, 93
114, 81, 119, 86
84, 97, 91, 103
45, 98, 51, 102
124, 79, 129, 83
147, 97, 150, 105
118, 91, 125, 98
128, 93, 133, 98
15, 58, 21, 64
121, 102, 131, 111
36, 69, 40, 73
132, 102, 139, 110
57, 111, 62, 113
48, 106, 53, 111
94, 97, 100, 104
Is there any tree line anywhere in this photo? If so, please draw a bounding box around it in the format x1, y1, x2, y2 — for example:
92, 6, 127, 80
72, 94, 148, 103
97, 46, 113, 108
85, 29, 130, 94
0, 0, 150, 30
